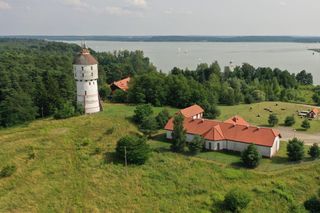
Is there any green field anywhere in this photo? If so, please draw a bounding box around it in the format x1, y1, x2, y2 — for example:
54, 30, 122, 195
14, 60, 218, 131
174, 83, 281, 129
218, 101, 320, 133
0, 103, 319, 212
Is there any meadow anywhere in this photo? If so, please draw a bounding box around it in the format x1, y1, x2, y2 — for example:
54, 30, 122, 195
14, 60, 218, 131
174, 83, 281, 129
0, 103, 319, 212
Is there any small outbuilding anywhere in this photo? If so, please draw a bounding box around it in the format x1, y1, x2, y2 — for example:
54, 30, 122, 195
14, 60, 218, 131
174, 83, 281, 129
179, 104, 204, 119
110, 77, 131, 93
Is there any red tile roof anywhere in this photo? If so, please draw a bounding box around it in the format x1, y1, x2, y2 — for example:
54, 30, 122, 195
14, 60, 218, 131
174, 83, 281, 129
179, 104, 204, 118
165, 116, 281, 147
74, 48, 98, 65
311, 108, 319, 114
224, 115, 249, 126
112, 77, 131, 91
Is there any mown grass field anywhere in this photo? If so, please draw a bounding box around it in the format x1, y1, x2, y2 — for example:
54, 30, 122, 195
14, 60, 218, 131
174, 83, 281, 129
0, 103, 319, 212
218, 101, 320, 134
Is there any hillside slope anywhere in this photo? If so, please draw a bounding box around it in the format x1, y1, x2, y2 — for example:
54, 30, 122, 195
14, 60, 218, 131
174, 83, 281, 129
0, 103, 319, 212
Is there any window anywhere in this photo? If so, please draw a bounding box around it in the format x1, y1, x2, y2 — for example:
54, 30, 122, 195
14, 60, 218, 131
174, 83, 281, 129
89, 82, 91, 85
85, 91, 87, 96
91, 66, 93, 70
81, 67, 84, 71
82, 73, 84, 77
91, 72, 93, 77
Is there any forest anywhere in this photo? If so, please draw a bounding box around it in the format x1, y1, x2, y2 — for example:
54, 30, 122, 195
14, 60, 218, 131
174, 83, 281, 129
0, 39, 318, 127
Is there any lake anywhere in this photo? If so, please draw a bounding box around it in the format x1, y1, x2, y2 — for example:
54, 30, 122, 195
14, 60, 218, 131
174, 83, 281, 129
63, 41, 320, 84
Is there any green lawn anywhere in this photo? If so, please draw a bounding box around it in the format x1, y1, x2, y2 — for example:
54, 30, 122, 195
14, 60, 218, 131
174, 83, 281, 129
0, 103, 319, 212
218, 101, 320, 134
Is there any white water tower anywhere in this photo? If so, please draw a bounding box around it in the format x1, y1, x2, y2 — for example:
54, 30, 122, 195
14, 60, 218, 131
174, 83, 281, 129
73, 44, 101, 114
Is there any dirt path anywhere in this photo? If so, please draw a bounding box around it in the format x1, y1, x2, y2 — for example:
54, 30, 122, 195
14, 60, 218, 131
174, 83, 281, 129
276, 126, 320, 145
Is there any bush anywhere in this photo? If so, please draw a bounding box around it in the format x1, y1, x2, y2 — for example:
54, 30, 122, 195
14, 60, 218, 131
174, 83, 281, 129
54, 102, 75, 119
284, 115, 295, 127
112, 89, 128, 103
223, 188, 251, 212
203, 104, 221, 119
171, 114, 186, 153
156, 109, 170, 128
268, 113, 279, 127
99, 84, 111, 101
133, 104, 153, 124
308, 143, 320, 159
241, 144, 262, 168
301, 119, 311, 130
139, 116, 159, 137
116, 135, 150, 165
287, 138, 304, 161
188, 135, 205, 154
304, 196, 320, 213
0, 165, 16, 178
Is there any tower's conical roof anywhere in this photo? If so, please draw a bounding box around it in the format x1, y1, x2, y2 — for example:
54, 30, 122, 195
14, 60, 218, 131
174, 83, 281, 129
73, 46, 98, 65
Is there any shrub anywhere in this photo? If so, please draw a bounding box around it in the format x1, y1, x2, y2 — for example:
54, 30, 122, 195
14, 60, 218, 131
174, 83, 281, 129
54, 102, 75, 119
301, 119, 311, 130
204, 104, 220, 119
188, 135, 205, 154
268, 113, 279, 127
139, 116, 159, 137
133, 104, 153, 124
171, 114, 186, 153
112, 89, 128, 103
116, 135, 150, 165
287, 138, 304, 161
0, 165, 16, 178
241, 144, 262, 168
99, 84, 111, 101
223, 188, 251, 212
284, 115, 295, 126
156, 109, 170, 128
308, 143, 320, 159
304, 196, 320, 213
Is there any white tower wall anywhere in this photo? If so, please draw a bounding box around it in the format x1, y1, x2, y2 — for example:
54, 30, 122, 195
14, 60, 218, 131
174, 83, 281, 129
73, 64, 100, 114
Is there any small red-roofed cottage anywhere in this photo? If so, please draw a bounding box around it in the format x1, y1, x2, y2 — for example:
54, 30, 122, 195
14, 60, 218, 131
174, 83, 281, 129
111, 77, 131, 93
179, 104, 204, 119
165, 106, 282, 158
308, 108, 319, 119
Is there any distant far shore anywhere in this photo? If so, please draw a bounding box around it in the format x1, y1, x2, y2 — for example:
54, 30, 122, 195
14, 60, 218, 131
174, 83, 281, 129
1, 35, 320, 43
309, 48, 320, 53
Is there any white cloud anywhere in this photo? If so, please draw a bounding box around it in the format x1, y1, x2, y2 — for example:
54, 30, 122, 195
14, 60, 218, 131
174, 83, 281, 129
64, 0, 89, 9
0, 0, 11, 10
164, 8, 192, 15
128, 0, 147, 8
104, 6, 132, 16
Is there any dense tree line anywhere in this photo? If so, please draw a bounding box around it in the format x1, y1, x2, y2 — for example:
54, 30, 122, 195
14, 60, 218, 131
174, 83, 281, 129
0, 39, 316, 127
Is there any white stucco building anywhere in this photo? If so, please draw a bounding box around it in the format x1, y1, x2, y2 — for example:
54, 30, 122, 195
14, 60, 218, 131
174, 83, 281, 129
73, 44, 101, 114
165, 108, 281, 158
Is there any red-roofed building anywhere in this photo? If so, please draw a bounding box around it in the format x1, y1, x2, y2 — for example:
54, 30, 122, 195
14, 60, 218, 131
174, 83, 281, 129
224, 115, 249, 126
308, 108, 319, 119
111, 77, 131, 93
165, 106, 281, 158
179, 104, 204, 119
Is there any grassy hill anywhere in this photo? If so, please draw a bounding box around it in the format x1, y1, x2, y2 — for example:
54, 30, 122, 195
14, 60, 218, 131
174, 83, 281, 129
0, 103, 319, 212
218, 101, 320, 133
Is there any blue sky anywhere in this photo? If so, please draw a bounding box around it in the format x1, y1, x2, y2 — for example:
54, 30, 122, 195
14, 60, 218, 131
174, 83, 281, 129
0, 0, 320, 35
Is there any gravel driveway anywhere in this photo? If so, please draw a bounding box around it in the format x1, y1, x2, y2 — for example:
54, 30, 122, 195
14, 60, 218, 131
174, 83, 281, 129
276, 126, 320, 145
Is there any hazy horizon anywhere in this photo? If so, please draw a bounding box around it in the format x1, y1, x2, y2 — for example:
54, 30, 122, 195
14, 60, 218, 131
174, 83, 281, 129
1, 0, 320, 36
